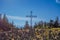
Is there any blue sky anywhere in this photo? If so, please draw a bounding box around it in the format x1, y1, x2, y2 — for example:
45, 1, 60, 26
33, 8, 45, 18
0, 0, 60, 27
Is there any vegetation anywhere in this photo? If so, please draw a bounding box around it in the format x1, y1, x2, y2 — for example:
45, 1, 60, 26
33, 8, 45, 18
0, 14, 60, 40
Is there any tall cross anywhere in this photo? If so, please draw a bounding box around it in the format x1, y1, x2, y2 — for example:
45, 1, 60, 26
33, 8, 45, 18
26, 11, 37, 28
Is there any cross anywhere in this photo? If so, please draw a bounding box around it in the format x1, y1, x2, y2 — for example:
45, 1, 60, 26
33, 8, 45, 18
26, 11, 37, 28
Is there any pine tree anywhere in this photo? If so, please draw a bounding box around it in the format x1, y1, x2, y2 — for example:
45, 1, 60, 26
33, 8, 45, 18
11, 21, 14, 27
34, 22, 37, 28
24, 21, 29, 29
3, 14, 8, 22
2, 14, 10, 31
44, 22, 47, 28
0, 14, 2, 20
49, 19, 54, 28
9, 21, 14, 30
54, 17, 59, 28
38, 21, 43, 28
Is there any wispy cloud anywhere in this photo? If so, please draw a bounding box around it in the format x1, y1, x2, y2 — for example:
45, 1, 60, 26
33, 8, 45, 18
6, 15, 42, 21
6, 15, 30, 21
56, 0, 60, 3
5, 15, 47, 27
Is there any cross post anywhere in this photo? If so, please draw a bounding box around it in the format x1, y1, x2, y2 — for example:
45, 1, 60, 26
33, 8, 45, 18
26, 11, 37, 28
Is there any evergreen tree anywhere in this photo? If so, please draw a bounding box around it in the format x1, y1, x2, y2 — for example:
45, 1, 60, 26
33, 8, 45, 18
49, 19, 54, 28
24, 21, 29, 29
2, 14, 10, 31
34, 22, 37, 28
44, 22, 47, 28
0, 14, 2, 20
3, 14, 8, 22
54, 17, 59, 28
11, 21, 14, 27
38, 21, 43, 28
10, 21, 14, 30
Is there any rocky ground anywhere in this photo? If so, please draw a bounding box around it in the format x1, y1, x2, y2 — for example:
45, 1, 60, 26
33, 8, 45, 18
0, 28, 60, 40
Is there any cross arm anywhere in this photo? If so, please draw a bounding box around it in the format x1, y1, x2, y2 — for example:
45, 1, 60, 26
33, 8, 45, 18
26, 16, 37, 17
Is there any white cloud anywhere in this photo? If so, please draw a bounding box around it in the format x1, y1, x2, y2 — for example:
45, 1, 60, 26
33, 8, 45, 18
5, 15, 47, 27
6, 15, 41, 21
6, 15, 30, 21
56, 0, 60, 3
